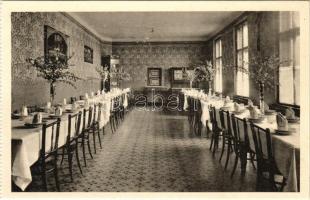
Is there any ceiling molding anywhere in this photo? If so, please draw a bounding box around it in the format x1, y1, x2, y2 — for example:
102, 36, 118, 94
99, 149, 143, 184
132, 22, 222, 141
62, 12, 112, 44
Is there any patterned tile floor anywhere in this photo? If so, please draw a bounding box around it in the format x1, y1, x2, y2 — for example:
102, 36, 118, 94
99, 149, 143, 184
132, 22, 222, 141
19, 108, 260, 192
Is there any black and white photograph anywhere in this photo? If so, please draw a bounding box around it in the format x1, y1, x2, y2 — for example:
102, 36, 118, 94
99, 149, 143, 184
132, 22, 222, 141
1, 0, 309, 198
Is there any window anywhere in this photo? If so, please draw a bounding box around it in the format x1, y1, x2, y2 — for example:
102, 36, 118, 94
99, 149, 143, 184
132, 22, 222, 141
279, 12, 300, 105
147, 68, 162, 86
235, 22, 249, 97
214, 39, 222, 93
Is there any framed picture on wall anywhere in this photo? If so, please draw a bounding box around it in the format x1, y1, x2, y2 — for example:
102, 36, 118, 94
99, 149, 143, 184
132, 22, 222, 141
84, 45, 93, 63
147, 68, 162, 86
44, 25, 69, 63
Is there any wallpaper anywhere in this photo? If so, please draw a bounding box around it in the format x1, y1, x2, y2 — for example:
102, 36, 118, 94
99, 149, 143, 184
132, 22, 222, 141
112, 42, 210, 90
11, 12, 112, 110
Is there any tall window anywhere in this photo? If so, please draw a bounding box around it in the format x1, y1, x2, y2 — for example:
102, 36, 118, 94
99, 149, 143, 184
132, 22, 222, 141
279, 12, 300, 105
236, 22, 249, 97
214, 39, 222, 93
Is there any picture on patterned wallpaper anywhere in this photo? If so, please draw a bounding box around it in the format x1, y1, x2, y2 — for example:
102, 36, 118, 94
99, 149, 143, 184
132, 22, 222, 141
44, 25, 69, 63
84, 45, 93, 63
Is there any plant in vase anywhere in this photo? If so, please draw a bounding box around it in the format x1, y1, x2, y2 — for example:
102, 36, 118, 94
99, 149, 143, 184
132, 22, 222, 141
110, 65, 131, 88
193, 60, 216, 95
26, 50, 81, 105
233, 54, 290, 113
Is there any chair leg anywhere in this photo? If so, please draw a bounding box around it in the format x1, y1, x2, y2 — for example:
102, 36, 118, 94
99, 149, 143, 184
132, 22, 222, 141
224, 140, 232, 170
213, 134, 219, 157
92, 128, 97, 154
102, 126, 105, 136
75, 142, 83, 175
219, 135, 226, 162
60, 147, 65, 165
87, 138, 93, 159
240, 148, 248, 176
231, 154, 239, 178
110, 116, 114, 133
250, 152, 256, 170
53, 157, 60, 192
82, 137, 87, 167
41, 163, 48, 191
210, 133, 214, 150
97, 125, 102, 148
68, 151, 73, 182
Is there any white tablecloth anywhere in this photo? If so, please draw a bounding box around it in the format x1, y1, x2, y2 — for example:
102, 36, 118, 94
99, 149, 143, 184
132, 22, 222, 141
11, 93, 119, 191
183, 92, 300, 192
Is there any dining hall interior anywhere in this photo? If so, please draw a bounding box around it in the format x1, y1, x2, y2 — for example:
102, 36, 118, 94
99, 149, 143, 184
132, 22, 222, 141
10, 10, 302, 193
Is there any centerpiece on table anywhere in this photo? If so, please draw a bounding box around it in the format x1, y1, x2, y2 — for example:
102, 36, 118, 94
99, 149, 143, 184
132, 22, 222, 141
183, 60, 216, 93
109, 64, 131, 88
233, 53, 290, 114
26, 49, 81, 105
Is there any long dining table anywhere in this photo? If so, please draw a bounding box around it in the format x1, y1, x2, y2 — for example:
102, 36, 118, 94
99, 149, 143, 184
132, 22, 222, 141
11, 89, 130, 191
182, 89, 300, 192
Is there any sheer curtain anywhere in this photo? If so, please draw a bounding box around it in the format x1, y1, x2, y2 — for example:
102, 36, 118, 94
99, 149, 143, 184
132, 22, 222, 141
279, 11, 300, 105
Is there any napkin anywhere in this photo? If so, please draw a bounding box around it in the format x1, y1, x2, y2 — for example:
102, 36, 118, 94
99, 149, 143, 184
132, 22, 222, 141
234, 102, 241, 112
45, 102, 52, 113
102, 90, 105, 94
97, 90, 101, 95
85, 93, 89, 99
285, 107, 296, 119
91, 92, 94, 97
72, 102, 78, 110
248, 99, 254, 107
63, 98, 67, 106
21, 105, 28, 117
55, 106, 63, 116
32, 112, 42, 124
264, 102, 269, 112
277, 113, 289, 131
248, 105, 259, 119
84, 99, 90, 108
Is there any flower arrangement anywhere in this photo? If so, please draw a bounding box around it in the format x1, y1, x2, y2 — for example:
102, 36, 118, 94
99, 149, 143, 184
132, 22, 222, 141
96, 65, 110, 82
183, 60, 215, 88
234, 54, 289, 90
26, 50, 81, 103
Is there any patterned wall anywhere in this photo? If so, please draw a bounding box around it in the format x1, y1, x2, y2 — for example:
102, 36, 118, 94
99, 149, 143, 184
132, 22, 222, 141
112, 42, 210, 90
11, 12, 112, 110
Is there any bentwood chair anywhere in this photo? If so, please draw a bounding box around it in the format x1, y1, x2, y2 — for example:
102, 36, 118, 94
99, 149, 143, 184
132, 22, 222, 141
209, 106, 223, 156
187, 97, 195, 128
250, 122, 286, 191
78, 107, 94, 167
230, 114, 256, 177
33, 118, 61, 191
219, 110, 234, 170
109, 97, 117, 133
60, 111, 83, 182
193, 99, 203, 136
90, 104, 103, 154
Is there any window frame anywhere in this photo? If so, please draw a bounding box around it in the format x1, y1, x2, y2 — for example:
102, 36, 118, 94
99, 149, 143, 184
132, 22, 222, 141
214, 37, 223, 93
234, 20, 249, 97
277, 11, 300, 107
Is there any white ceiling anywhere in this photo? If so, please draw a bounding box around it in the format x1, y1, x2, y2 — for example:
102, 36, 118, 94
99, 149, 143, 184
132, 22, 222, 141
68, 12, 243, 42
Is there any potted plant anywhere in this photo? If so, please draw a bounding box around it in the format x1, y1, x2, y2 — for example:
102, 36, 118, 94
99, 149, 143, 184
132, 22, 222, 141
26, 50, 80, 104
